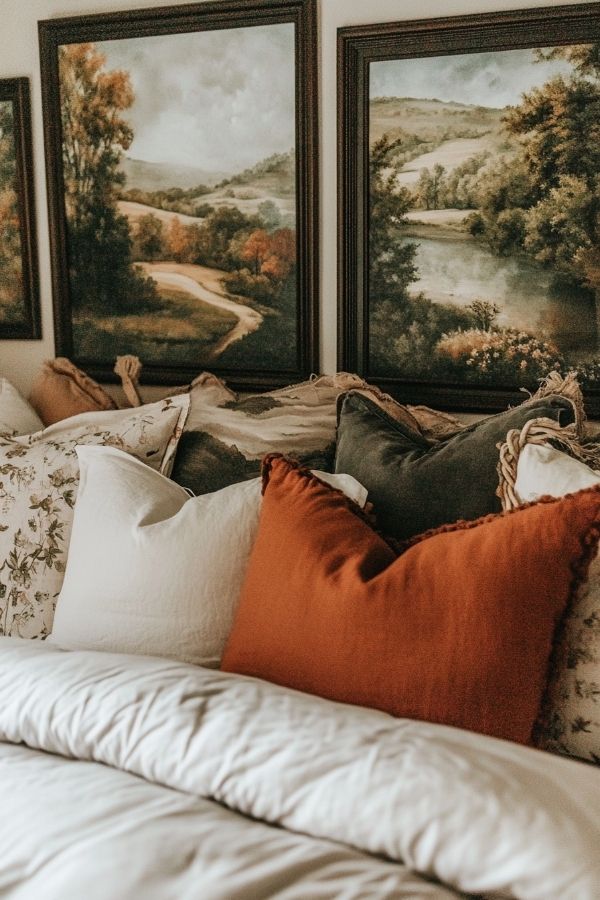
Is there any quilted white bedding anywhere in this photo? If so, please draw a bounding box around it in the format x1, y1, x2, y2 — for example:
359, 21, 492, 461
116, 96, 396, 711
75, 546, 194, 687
0, 637, 599, 899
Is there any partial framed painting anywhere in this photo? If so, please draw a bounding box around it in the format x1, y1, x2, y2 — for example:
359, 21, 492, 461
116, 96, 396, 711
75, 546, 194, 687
39, 0, 318, 389
338, 3, 600, 413
0, 78, 40, 340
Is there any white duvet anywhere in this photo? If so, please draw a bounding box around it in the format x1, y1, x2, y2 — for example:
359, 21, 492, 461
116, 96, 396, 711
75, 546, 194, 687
0, 637, 599, 899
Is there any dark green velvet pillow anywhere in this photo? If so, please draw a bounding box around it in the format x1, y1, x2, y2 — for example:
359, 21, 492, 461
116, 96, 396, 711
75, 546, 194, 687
334, 391, 577, 541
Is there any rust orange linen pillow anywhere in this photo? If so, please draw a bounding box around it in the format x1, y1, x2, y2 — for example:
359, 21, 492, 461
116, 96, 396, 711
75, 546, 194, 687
221, 456, 600, 745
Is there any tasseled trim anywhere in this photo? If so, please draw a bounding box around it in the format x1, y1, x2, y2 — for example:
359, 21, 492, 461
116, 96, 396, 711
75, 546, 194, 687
114, 355, 143, 408
496, 417, 600, 511
529, 371, 586, 434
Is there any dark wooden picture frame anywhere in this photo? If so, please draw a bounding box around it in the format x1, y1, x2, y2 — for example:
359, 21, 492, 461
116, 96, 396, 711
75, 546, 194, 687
338, 3, 600, 414
0, 78, 40, 340
39, 0, 318, 390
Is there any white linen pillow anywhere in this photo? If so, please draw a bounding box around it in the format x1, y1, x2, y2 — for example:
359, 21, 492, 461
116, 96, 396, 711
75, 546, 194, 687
49, 445, 368, 667
515, 442, 600, 502
0, 377, 44, 435
515, 442, 600, 764
0, 396, 189, 640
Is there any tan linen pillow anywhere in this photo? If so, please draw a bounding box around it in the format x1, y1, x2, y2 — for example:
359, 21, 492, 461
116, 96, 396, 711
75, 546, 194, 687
29, 358, 117, 426
0, 395, 189, 640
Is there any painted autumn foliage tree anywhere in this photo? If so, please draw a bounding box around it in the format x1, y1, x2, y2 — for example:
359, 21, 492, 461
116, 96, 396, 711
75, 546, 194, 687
0, 101, 23, 321
60, 43, 157, 314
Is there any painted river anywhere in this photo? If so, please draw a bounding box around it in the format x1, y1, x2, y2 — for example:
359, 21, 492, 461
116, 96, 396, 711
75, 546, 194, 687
399, 234, 598, 359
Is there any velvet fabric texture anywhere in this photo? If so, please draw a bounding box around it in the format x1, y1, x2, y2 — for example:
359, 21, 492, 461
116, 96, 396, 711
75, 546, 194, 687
334, 390, 577, 541
222, 456, 600, 745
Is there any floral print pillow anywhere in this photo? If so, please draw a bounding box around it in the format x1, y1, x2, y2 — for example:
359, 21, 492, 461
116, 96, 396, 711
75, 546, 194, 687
534, 552, 600, 765
0, 395, 188, 639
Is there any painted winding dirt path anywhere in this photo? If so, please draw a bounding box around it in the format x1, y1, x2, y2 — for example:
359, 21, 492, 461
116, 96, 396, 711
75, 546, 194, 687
140, 262, 263, 357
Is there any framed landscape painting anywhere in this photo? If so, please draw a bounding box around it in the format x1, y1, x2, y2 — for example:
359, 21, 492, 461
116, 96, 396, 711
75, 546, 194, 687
0, 78, 40, 339
338, 3, 600, 413
39, 0, 318, 389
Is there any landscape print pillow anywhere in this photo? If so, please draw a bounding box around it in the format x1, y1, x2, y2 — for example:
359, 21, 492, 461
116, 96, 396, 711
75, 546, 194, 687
0, 395, 188, 639
170, 373, 381, 495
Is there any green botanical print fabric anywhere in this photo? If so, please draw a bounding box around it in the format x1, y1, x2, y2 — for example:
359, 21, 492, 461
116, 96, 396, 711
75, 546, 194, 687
0, 397, 188, 639
535, 555, 600, 764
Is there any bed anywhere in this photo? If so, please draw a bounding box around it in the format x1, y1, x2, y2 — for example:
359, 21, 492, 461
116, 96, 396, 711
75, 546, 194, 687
1, 371, 600, 898
2, 638, 600, 899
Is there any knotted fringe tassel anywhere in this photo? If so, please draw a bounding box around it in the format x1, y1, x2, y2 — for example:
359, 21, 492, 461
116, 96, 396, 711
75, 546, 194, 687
497, 417, 600, 511
114, 355, 143, 408
528, 371, 586, 434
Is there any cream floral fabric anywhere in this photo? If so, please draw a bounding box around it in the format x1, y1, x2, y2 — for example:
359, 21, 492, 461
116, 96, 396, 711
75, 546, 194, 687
535, 552, 600, 764
511, 443, 600, 764
0, 396, 188, 639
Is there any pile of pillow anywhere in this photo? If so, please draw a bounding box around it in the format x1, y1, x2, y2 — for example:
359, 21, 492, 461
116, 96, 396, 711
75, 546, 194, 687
3, 361, 600, 768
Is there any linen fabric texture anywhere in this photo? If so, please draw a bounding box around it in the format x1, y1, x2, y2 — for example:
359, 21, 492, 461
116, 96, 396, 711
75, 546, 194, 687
3, 637, 600, 900
515, 443, 600, 764
0, 396, 189, 640
28, 358, 117, 426
0, 378, 44, 436
334, 390, 577, 540
49, 445, 367, 666
222, 456, 600, 745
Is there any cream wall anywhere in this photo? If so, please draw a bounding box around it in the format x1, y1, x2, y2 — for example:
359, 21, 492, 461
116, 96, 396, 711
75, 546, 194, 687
0, 0, 593, 395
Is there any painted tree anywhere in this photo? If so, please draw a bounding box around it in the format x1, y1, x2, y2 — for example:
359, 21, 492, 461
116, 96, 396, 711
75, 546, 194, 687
416, 163, 446, 210
0, 102, 22, 318
261, 227, 296, 282
133, 213, 165, 261
466, 299, 501, 331
241, 229, 272, 274
199, 206, 251, 268
258, 199, 282, 232
59, 43, 156, 314
473, 43, 600, 275
505, 50, 600, 194
369, 134, 418, 307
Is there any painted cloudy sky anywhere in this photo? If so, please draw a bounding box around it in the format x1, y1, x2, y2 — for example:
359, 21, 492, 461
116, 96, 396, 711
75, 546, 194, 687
370, 47, 575, 108
94, 23, 295, 174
